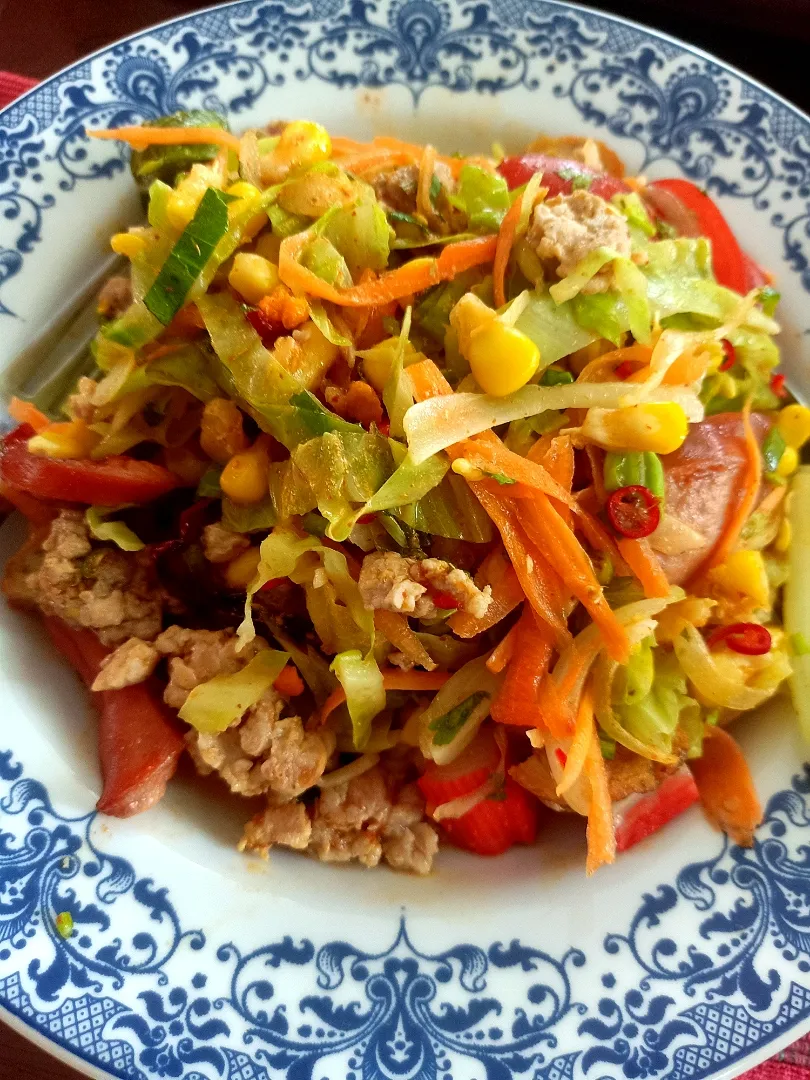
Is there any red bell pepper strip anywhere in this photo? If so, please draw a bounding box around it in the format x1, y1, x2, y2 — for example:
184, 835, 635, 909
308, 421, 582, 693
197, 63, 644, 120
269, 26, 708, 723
613, 766, 699, 852
44, 617, 183, 817
497, 154, 630, 200
0, 425, 180, 506
418, 729, 539, 855
647, 178, 747, 294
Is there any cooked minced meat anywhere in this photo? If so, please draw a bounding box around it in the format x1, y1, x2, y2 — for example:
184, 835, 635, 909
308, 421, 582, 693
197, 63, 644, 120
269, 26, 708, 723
528, 190, 631, 293
201, 522, 251, 564
358, 551, 491, 621
24, 509, 161, 645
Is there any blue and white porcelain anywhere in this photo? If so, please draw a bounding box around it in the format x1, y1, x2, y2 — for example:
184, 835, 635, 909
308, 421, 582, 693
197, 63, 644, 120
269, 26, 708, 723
2, 2, 810, 1077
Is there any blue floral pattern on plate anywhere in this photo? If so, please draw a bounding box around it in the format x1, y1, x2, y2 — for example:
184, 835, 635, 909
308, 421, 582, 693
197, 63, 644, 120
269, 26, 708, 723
4, 747, 810, 1080
2, 2, 810, 1077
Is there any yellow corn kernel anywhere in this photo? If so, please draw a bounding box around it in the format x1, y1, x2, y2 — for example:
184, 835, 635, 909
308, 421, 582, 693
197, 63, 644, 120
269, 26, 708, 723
274, 120, 331, 172
465, 321, 540, 397
584, 402, 688, 454
226, 181, 261, 201
451, 458, 485, 482
200, 398, 249, 464
110, 232, 147, 258
778, 404, 810, 449
166, 187, 203, 231
224, 547, 262, 589
708, 549, 770, 608
776, 445, 799, 479
775, 517, 792, 553
228, 252, 279, 305
449, 292, 497, 355
220, 444, 269, 504
27, 420, 99, 460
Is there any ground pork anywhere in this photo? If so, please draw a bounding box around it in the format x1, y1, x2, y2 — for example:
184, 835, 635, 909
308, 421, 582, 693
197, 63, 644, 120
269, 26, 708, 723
97, 275, 132, 319
25, 510, 162, 645
67, 376, 102, 423
308, 766, 438, 874
239, 801, 312, 855
528, 190, 631, 293
92, 637, 160, 690
359, 551, 491, 621
201, 522, 251, 564
186, 690, 335, 800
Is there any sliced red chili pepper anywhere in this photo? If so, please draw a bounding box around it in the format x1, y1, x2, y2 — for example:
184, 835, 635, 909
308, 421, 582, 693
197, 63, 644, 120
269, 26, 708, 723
719, 339, 735, 372
377, 418, 391, 438
770, 373, 787, 399
246, 307, 280, 346
614, 360, 635, 380
357, 513, 377, 525
606, 485, 660, 539
555, 748, 568, 768
430, 589, 460, 610
259, 577, 284, 593
706, 622, 772, 656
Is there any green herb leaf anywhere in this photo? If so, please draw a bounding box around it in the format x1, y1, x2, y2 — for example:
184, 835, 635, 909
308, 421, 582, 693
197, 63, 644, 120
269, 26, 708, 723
488, 471, 516, 486
599, 736, 616, 760
197, 465, 222, 497
759, 285, 780, 317
145, 187, 232, 325
540, 366, 575, 386
429, 174, 442, 203
429, 690, 489, 746
762, 427, 787, 473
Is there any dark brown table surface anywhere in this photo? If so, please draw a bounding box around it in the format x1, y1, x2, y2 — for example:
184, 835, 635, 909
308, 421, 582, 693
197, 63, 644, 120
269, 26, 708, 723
0, 0, 806, 1076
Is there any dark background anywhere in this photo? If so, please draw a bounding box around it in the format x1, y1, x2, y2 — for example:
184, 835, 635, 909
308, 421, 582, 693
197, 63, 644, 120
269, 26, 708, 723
0, 0, 805, 1077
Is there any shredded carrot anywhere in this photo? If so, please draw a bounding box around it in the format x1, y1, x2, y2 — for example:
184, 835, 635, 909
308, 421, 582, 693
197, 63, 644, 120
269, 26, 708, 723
617, 537, 670, 599
279, 233, 495, 307
557, 686, 595, 796
577, 343, 653, 384
331, 135, 465, 178
8, 397, 50, 433
528, 434, 574, 526
373, 610, 436, 671
704, 400, 761, 571
457, 438, 580, 512
491, 607, 554, 725
486, 618, 521, 674
584, 706, 616, 874
518, 495, 630, 663
88, 125, 241, 154
474, 489, 571, 647
320, 668, 449, 725
417, 144, 437, 220
493, 196, 522, 308
273, 664, 305, 696
449, 546, 524, 638
408, 357, 454, 400
688, 726, 762, 847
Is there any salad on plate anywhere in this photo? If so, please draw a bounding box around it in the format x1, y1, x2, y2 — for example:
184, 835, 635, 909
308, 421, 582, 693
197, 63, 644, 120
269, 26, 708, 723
1, 113, 807, 876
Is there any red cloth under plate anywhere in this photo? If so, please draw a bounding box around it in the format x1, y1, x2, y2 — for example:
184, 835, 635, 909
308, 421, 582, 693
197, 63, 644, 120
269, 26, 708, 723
0, 64, 808, 1080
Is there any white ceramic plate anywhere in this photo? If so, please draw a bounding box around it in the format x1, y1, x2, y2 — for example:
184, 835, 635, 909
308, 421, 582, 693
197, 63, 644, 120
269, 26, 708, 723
2, 4, 810, 1078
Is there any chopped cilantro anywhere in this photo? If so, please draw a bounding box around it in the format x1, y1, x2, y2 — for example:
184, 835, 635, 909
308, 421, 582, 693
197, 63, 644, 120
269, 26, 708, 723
599, 736, 616, 760
488, 471, 516, 486
429, 691, 489, 746
429, 174, 442, 203
541, 367, 575, 386
759, 285, 780, 317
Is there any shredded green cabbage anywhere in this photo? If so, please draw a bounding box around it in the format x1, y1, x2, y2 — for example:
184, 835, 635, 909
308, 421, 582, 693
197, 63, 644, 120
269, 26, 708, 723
450, 164, 511, 233
85, 508, 144, 552
330, 649, 386, 749
512, 289, 597, 366
179, 648, 289, 733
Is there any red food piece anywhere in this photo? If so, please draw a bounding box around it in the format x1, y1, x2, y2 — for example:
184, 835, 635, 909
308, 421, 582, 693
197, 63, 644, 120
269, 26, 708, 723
656, 412, 771, 585
647, 178, 747, 294
429, 589, 460, 611
418, 730, 539, 856
770, 373, 787, 398
719, 339, 736, 372
0, 424, 179, 506
706, 622, 772, 656
606, 485, 660, 539
246, 307, 280, 346
44, 617, 183, 817
614, 360, 635, 380
742, 252, 770, 291
497, 155, 630, 200
613, 767, 699, 852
